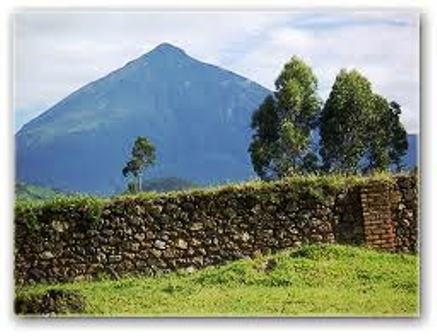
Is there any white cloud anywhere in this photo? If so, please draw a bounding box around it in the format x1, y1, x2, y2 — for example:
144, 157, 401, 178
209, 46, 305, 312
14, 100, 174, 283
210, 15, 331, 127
224, 13, 420, 133
14, 11, 419, 133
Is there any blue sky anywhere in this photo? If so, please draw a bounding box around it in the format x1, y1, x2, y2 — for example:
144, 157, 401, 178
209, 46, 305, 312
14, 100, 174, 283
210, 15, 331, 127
14, 11, 420, 133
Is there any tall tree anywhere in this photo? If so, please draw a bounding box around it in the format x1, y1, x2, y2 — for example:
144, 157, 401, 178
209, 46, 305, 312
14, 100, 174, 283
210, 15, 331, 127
320, 69, 408, 173
273, 120, 308, 176
122, 136, 156, 192
365, 94, 392, 171
387, 101, 409, 171
275, 56, 321, 133
319, 69, 374, 173
249, 56, 321, 179
248, 95, 279, 180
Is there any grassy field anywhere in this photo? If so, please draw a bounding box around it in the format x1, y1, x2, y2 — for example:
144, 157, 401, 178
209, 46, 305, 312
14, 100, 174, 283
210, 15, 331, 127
15, 244, 419, 317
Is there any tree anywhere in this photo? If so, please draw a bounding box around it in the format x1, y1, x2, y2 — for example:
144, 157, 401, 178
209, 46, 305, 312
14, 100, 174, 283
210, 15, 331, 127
248, 95, 279, 179
249, 56, 321, 179
273, 120, 308, 176
320, 69, 408, 173
275, 56, 321, 133
387, 101, 408, 171
319, 69, 374, 173
364, 94, 391, 171
301, 151, 321, 173
365, 99, 408, 172
122, 136, 156, 192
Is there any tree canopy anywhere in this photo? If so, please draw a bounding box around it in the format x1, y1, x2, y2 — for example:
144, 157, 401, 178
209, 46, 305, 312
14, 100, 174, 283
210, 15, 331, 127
319, 69, 408, 173
249, 56, 322, 179
122, 136, 156, 192
250, 59, 409, 178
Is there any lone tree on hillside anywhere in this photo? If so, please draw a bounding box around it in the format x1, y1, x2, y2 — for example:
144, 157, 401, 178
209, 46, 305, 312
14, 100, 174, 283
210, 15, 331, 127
319, 69, 408, 173
248, 56, 322, 179
122, 136, 156, 192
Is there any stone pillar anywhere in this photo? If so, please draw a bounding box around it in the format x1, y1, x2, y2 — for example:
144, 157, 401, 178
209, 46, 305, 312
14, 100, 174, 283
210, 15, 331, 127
360, 182, 396, 251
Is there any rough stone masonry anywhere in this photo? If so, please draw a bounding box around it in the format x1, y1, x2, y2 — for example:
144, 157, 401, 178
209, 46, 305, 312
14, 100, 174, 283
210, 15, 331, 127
14, 175, 418, 284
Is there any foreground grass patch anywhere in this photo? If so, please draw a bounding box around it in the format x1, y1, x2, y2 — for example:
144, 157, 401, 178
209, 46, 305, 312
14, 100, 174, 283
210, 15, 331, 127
16, 244, 419, 317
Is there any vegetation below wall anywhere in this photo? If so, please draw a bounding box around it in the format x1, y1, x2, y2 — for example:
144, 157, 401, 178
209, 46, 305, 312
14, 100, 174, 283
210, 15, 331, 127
15, 244, 419, 316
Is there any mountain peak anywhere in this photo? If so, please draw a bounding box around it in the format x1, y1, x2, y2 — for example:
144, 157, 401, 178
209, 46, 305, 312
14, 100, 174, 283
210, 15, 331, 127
148, 42, 187, 57
16, 42, 272, 194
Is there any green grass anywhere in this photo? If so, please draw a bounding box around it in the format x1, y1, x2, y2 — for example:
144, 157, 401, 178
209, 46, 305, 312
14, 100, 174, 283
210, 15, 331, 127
16, 244, 419, 317
116, 171, 395, 202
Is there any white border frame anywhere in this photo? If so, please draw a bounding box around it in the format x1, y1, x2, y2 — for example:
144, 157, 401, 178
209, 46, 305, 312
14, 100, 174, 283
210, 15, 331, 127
1, 0, 434, 334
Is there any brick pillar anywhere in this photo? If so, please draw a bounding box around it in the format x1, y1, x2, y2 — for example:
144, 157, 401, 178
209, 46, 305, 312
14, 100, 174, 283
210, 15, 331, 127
360, 182, 396, 251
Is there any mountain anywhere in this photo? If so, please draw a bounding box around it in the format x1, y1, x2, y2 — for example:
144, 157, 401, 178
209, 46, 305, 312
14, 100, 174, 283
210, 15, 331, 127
16, 43, 270, 194
404, 134, 418, 169
142, 177, 197, 193
309, 130, 418, 171
15, 43, 418, 195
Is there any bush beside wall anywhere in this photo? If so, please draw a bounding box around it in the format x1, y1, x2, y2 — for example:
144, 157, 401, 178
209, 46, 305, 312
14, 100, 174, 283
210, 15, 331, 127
14, 174, 418, 285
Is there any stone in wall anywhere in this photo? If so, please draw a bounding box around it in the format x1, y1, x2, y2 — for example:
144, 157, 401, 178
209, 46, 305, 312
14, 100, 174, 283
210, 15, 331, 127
333, 186, 365, 245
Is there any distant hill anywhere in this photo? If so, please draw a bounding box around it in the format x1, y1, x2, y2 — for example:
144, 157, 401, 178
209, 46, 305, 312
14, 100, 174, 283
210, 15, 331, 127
404, 134, 418, 169
16, 43, 269, 195
142, 177, 197, 193
15, 182, 62, 201
309, 129, 418, 171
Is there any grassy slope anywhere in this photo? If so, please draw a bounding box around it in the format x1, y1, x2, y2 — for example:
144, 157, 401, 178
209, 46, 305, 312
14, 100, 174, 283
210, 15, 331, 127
15, 182, 62, 201
16, 244, 419, 317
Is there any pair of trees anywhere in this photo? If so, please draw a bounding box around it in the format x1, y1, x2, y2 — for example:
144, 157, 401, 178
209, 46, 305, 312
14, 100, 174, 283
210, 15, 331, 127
249, 56, 408, 178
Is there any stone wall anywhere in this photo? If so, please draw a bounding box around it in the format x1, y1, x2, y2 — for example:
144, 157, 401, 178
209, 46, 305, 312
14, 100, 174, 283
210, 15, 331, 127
14, 175, 418, 285
391, 175, 419, 252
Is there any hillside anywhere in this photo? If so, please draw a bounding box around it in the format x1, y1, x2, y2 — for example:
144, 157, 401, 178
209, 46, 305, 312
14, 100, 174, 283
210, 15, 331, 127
16, 43, 269, 195
15, 244, 418, 316
15, 182, 62, 201
405, 134, 418, 168
141, 177, 197, 193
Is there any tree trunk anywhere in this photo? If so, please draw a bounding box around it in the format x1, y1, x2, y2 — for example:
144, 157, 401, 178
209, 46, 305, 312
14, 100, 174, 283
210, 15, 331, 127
138, 174, 142, 192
